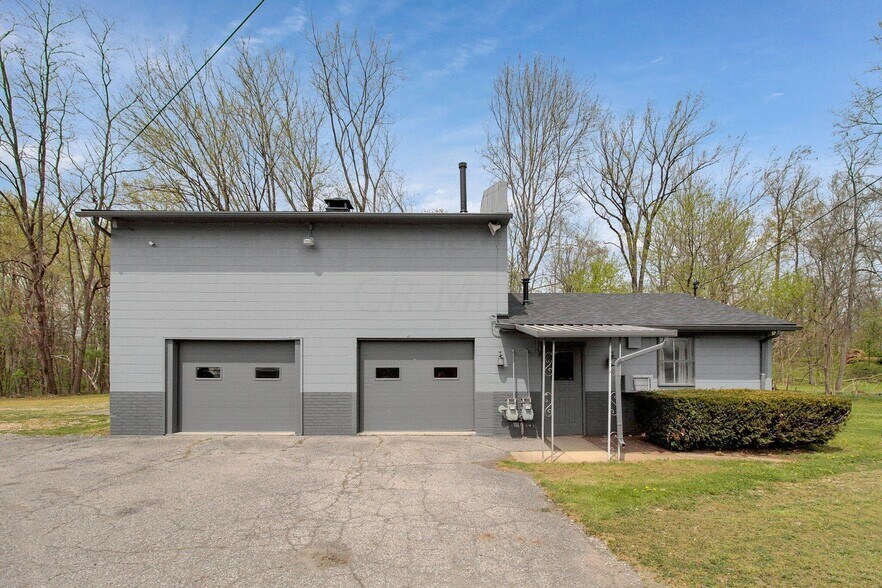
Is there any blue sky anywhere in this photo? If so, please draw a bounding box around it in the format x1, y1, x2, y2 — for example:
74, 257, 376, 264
75, 1, 882, 211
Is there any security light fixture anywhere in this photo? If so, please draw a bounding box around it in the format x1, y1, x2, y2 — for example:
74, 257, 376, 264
497, 351, 505, 367
303, 224, 315, 247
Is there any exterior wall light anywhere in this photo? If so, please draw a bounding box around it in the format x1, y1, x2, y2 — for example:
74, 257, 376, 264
303, 224, 315, 247
497, 351, 505, 367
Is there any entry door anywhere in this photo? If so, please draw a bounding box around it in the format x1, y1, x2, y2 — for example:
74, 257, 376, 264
178, 340, 300, 433
552, 345, 583, 435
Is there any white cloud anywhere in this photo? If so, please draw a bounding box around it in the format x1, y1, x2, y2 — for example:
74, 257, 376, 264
764, 92, 784, 102
251, 7, 307, 43
424, 39, 498, 79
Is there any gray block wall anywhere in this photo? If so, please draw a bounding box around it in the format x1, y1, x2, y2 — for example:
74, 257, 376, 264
109, 220, 510, 435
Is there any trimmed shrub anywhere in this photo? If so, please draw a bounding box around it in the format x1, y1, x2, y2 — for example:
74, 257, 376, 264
634, 389, 852, 451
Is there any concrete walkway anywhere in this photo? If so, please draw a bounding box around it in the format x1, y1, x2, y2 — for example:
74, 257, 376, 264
0, 434, 648, 587
510, 435, 789, 463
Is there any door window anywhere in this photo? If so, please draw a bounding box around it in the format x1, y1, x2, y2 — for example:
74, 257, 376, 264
554, 352, 575, 381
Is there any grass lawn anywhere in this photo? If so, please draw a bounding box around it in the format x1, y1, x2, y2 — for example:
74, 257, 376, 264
505, 394, 882, 587
0, 394, 109, 436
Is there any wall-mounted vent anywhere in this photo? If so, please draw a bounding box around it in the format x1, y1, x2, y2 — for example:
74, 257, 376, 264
323, 197, 354, 212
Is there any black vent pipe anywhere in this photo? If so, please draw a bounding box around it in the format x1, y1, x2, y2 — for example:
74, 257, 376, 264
522, 277, 530, 304
459, 162, 467, 213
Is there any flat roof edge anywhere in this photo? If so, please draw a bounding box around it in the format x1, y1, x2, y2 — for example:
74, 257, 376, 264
76, 209, 512, 225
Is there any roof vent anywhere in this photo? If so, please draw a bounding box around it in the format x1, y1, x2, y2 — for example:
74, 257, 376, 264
323, 197, 354, 212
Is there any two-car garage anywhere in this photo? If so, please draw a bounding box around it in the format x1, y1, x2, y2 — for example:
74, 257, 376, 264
173, 339, 474, 434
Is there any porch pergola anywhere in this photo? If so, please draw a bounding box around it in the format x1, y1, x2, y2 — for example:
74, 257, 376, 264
514, 323, 677, 461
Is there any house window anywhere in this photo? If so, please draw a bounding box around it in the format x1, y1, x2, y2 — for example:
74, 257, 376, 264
434, 367, 458, 379
553, 352, 575, 381
196, 367, 221, 380
375, 367, 400, 379
255, 367, 280, 380
658, 338, 694, 386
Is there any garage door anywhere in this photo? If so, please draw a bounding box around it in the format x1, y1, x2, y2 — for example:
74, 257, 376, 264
178, 340, 299, 432
359, 340, 474, 432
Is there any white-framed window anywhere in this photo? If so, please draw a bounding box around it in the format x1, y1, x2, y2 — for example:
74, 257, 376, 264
658, 338, 694, 386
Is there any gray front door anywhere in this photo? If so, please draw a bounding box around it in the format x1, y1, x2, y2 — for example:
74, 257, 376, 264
552, 345, 583, 435
178, 340, 300, 433
359, 340, 474, 432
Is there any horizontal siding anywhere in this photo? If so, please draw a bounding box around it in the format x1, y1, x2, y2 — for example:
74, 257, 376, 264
110, 221, 509, 435
695, 334, 762, 389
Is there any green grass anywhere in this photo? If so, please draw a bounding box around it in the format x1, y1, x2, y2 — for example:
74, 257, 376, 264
504, 394, 882, 587
0, 394, 109, 436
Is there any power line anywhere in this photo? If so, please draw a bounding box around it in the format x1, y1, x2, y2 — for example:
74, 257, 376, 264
700, 176, 877, 288
115, 0, 267, 161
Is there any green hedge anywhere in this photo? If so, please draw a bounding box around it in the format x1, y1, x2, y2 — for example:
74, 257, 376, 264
634, 389, 852, 451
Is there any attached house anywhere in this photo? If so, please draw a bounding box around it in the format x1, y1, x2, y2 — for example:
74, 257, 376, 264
78, 181, 797, 437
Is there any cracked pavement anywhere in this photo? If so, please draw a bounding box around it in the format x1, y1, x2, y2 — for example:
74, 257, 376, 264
0, 434, 647, 587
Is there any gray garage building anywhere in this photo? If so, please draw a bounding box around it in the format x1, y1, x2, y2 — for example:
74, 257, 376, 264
78, 182, 796, 437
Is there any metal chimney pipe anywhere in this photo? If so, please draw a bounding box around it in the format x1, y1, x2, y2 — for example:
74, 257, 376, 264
522, 277, 530, 304
458, 162, 467, 213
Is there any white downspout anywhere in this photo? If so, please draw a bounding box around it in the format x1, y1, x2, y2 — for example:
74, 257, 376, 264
610, 338, 670, 461
759, 331, 781, 390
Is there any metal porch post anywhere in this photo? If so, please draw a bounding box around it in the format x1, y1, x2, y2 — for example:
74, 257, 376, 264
607, 339, 612, 461
541, 340, 546, 462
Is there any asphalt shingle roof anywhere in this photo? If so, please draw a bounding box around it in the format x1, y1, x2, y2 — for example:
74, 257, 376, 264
504, 293, 798, 331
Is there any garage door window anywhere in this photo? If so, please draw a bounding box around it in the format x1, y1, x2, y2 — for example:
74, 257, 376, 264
255, 367, 280, 380
375, 367, 400, 379
433, 367, 458, 379
196, 367, 221, 380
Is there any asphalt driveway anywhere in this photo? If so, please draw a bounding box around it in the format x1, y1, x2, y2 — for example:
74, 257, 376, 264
0, 434, 646, 587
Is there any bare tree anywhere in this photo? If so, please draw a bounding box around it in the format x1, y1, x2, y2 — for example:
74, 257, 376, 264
759, 146, 820, 283
483, 55, 598, 288
829, 133, 881, 391
128, 41, 326, 211
64, 16, 131, 395
838, 23, 882, 143
280, 97, 331, 211
578, 94, 721, 292
308, 22, 401, 212
0, 0, 80, 395
649, 180, 760, 305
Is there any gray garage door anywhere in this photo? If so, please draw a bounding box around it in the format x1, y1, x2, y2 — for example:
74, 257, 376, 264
359, 340, 474, 432
178, 340, 300, 433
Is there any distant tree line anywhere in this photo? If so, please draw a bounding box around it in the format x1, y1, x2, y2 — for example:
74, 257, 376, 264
0, 0, 879, 396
